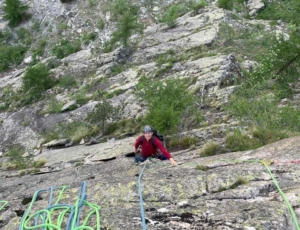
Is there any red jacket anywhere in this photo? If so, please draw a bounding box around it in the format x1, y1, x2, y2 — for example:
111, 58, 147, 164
134, 135, 172, 159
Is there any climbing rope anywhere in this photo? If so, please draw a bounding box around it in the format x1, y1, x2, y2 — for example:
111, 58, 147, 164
272, 159, 300, 165
220, 158, 300, 230
19, 181, 101, 230
137, 159, 150, 230
0, 200, 8, 211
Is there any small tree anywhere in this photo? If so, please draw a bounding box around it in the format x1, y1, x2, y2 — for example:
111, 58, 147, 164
22, 63, 56, 102
136, 78, 201, 134
217, 0, 233, 10
108, 0, 144, 48
3, 0, 30, 27
159, 4, 188, 29
87, 99, 119, 134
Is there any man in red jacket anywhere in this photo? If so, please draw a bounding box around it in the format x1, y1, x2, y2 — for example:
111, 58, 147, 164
134, 125, 178, 166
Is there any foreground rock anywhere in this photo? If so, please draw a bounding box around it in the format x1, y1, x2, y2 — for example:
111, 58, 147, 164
1, 136, 300, 229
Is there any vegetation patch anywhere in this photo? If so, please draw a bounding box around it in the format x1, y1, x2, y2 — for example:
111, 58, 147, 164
81, 32, 97, 45
213, 22, 275, 61
41, 121, 100, 144
51, 39, 81, 59
57, 74, 78, 89
199, 141, 219, 157
3, 0, 31, 27
86, 99, 120, 134
168, 135, 198, 151
2, 145, 46, 170
136, 78, 201, 134
196, 165, 208, 171
43, 98, 64, 114
256, 0, 300, 26
0, 45, 27, 72
22, 63, 56, 105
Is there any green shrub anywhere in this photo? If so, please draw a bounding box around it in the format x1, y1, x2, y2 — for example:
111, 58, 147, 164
56, 22, 68, 35
81, 32, 97, 45
188, 0, 207, 15
107, 0, 144, 48
97, 19, 105, 30
229, 176, 249, 189
225, 129, 262, 152
86, 100, 120, 134
199, 141, 219, 157
0, 29, 13, 43
136, 78, 200, 134
256, 0, 300, 26
32, 20, 40, 32
32, 39, 47, 56
252, 128, 287, 146
214, 23, 276, 61
105, 122, 119, 135
75, 162, 84, 167
74, 91, 89, 106
155, 50, 177, 66
0, 45, 27, 72
22, 63, 56, 103
3, 0, 31, 27
57, 74, 77, 88
196, 165, 208, 171
88, 0, 97, 7
217, 0, 233, 10
16, 27, 29, 40
109, 64, 126, 76
106, 89, 126, 99
227, 87, 300, 146
51, 39, 81, 59
41, 121, 97, 144
43, 98, 63, 114
103, 41, 113, 53
168, 135, 198, 149
69, 125, 90, 143
4, 144, 29, 170
154, 63, 173, 78
33, 158, 47, 168
160, 4, 187, 28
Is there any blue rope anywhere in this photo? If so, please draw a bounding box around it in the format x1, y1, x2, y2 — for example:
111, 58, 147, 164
19, 183, 87, 230
138, 159, 149, 230
19, 188, 48, 230
75, 181, 87, 228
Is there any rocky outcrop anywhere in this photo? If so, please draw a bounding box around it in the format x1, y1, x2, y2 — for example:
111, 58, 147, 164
247, 0, 265, 16
1, 136, 300, 229
0, 4, 244, 150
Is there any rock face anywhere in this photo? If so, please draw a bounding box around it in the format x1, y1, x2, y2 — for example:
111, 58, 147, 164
247, 0, 265, 16
0, 4, 242, 150
1, 136, 300, 229
1, 1, 298, 228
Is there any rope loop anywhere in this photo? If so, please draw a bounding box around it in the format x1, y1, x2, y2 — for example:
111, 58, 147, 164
19, 181, 101, 230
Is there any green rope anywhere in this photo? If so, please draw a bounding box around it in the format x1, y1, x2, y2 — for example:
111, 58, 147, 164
0, 200, 8, 211
19, 184, 101, 230
220, 158, 300, 230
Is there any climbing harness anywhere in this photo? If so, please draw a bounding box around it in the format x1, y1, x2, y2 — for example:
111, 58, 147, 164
19, 181, 101, 230
220, 158, 300, 230
0, 200, 8, 211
